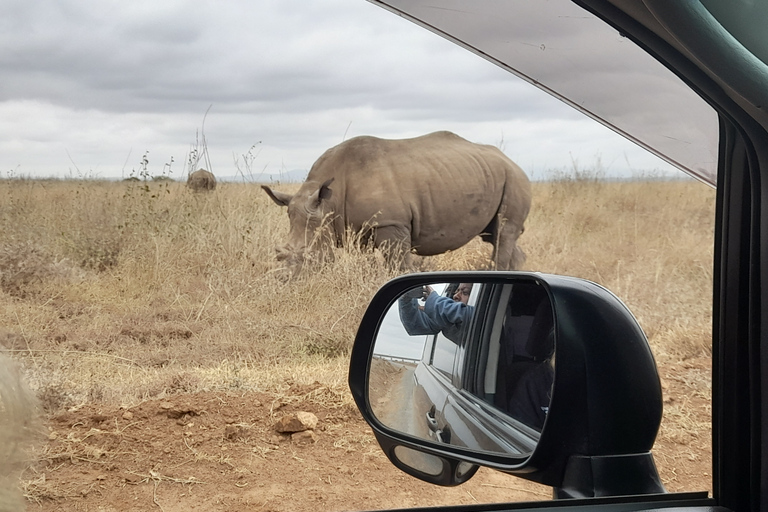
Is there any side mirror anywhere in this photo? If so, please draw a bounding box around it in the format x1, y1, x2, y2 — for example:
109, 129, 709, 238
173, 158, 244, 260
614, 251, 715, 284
348, 272, 666, 498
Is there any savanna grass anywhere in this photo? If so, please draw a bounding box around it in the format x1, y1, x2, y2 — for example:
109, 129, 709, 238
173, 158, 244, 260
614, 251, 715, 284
0, 176, 714, 411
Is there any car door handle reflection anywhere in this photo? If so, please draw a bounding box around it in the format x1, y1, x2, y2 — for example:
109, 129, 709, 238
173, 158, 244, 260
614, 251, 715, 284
425, 407, 451, 443
426, 408, 439, 432
435, 426, 450, 444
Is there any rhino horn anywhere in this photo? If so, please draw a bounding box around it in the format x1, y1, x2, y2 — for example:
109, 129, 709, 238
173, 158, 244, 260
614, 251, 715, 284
262, 185, 294, 207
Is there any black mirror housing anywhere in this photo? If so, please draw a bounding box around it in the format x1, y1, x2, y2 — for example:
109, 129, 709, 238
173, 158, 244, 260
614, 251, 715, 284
348, 271, 665, 497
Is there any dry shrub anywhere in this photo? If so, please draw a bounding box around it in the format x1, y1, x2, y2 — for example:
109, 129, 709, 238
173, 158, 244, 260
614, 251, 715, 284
0, 241, 79, 298
280, 235, 401, 358
61, 230, 122, 272
652, 325, 713, 360
37, 381, 78, 414
0, 241, 52, 297
298, 333, 351, 358
422, 237, 495, 271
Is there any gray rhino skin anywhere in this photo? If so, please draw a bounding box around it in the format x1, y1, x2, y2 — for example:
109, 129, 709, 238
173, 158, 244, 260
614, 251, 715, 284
187, 169, 216, 191
262, 131, 531, 271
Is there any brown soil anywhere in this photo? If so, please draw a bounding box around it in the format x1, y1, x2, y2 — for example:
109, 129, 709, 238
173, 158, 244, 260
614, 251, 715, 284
22, 358, 711, 512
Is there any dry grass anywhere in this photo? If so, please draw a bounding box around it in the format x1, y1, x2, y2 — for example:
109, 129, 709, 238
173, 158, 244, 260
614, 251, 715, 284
0, 178, 401, 409
0, 175, 715, 474
523, 178, 715, 360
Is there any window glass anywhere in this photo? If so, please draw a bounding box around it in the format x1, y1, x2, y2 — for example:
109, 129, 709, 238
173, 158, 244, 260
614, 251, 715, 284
375, 0, 718, 185
431, 331, 458, 377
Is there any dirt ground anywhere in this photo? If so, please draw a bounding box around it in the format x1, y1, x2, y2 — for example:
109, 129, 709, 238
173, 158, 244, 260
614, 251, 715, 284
20, 357, 711, 512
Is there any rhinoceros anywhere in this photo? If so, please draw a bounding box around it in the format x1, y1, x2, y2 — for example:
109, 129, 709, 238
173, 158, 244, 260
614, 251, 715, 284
187, 169, 216, 192
262, 131, 531, 271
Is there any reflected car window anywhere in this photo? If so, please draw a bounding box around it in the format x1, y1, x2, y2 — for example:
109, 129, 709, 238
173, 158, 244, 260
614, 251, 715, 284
432, 333, 458, 377
496, 284, 554, 430
457, 281, 555, 431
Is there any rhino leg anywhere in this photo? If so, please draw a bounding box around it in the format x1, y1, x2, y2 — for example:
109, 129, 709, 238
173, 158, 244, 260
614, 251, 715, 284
490, 215, 526, 271
373, 225, 413, 269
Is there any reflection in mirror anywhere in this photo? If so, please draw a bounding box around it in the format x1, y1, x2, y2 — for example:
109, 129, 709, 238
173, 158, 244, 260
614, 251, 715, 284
455, 461, 475, 478
392, 445, 444, 476
369, 280, 554, 457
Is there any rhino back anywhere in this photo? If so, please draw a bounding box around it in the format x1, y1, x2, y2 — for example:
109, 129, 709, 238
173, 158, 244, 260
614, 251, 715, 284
308, 132, 523, 255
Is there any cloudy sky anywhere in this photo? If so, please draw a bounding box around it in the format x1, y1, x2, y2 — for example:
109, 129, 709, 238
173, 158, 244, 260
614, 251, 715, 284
0, 0, 713, 182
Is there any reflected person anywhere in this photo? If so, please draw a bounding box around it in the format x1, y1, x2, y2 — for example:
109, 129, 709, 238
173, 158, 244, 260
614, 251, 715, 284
398, 283, 473, 343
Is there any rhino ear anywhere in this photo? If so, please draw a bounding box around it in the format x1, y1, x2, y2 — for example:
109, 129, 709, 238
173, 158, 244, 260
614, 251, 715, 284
309, 178, 334, 209
319, 178, 334, 201
262, 185, 293, 207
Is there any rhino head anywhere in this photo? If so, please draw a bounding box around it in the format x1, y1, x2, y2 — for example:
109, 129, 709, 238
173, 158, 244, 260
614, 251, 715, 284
262, 178, 336, 272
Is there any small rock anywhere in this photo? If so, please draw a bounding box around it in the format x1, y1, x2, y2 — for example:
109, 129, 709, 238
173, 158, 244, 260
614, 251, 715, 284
159, 403, 199, 420
291, 430, 318, 444
224, 424, 247, 440
122, 411, 134, 420
123, 473, 142, 484
274, 411, 318, 433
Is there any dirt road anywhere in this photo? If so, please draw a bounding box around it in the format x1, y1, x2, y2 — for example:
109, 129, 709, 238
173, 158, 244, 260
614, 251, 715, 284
24, 388, 551, 512
22, 358, 711, 511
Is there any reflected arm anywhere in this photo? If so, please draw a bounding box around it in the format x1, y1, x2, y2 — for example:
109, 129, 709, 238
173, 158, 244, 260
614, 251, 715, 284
398, 296, 441, 335
424, 293, 471, 326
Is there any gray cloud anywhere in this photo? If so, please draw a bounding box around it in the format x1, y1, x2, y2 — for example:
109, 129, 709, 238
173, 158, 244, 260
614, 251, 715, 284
0, 0, 692, 179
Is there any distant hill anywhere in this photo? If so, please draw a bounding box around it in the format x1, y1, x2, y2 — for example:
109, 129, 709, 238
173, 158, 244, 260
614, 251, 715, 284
215, 169, 309, 184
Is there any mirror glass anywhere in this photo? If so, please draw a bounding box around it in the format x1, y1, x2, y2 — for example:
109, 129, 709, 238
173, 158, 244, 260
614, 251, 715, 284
392, 445, 444, 476
369, 280, 555, 457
